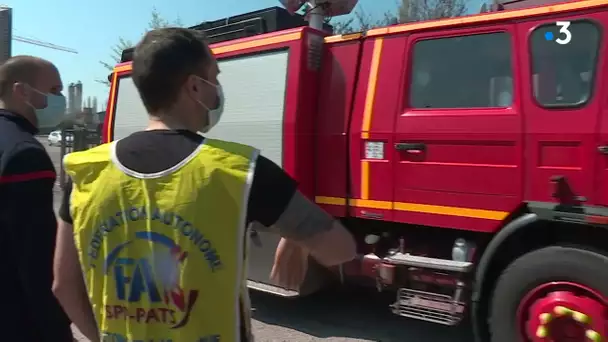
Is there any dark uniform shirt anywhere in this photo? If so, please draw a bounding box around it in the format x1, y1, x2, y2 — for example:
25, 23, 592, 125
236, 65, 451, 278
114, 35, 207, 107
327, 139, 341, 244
0, 110, 72, 341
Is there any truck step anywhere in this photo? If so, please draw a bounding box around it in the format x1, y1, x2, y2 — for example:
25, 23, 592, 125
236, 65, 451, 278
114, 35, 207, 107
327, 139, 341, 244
385, 252, 473, 273
391, 288, 466, 326
247, 280, 300, 297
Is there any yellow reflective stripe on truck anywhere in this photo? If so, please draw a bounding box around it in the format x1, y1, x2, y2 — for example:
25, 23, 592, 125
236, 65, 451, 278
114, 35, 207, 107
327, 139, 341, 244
315, 196, 510, 220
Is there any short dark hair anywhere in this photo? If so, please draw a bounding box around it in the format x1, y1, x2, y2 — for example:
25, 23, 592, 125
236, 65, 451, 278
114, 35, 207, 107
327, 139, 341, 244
0, 55, 46, 98
132, 27, 212, 113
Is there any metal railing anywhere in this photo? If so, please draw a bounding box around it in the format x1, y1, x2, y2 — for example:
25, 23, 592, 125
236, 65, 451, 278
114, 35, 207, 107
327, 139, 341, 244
58, 127, 101, 189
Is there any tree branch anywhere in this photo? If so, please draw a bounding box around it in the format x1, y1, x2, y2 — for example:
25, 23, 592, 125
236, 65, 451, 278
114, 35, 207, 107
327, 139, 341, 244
98, 9, 182, 86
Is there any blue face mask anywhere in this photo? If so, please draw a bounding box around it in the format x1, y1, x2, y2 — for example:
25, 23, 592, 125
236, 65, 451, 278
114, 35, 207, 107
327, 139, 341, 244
27, 86, 67, 128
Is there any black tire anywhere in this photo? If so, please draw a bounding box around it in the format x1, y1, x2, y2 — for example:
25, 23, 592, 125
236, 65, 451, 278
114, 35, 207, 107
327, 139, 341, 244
489, 246, 608, 342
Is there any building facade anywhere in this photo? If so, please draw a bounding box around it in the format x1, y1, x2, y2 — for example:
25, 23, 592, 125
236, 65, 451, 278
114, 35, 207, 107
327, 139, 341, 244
0, 6, 12, 64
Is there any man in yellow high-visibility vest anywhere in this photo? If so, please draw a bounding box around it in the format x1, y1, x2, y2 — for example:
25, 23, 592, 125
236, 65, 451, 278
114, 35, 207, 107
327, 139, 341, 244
52, 27, 356, 342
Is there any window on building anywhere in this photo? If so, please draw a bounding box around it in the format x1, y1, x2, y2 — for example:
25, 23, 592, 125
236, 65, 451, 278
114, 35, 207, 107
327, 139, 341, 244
409, 32, 513, 109
531, 20, 600, 107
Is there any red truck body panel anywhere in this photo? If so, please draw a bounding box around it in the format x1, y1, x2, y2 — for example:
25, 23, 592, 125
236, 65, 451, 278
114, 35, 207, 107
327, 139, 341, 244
349, 37, 396, 221
315, 0, 608, 233
314, 36, 363, 217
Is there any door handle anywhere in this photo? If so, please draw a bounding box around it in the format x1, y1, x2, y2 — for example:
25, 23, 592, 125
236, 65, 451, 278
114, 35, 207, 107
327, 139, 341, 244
598, 146, 608, 155
395, 142, 426, 152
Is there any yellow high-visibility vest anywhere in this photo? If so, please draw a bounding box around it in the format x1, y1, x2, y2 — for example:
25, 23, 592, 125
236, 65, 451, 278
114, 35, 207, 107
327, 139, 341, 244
63, 137, 259, 342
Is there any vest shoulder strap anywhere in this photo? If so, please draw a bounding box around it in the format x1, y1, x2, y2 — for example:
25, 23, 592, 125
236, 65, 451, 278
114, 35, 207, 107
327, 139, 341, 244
203, 138, 260, 169
204, 138, 258, 158
205, 138, 259, 160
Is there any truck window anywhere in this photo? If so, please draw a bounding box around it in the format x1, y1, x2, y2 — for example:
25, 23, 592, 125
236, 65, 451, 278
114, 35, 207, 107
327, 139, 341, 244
409, 32, 512, 109
530, 20, 600, 107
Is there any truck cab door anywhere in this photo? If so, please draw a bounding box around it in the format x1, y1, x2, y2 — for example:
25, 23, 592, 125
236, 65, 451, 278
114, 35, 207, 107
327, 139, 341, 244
393, 25, 521, 233
517, 15, 604, 206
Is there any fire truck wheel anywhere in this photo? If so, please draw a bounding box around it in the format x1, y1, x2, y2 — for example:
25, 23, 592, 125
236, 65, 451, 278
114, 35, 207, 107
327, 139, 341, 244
488, 245, 608, 342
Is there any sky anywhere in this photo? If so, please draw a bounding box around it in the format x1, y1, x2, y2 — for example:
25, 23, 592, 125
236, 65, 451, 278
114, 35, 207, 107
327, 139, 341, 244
6, 0, 482, 109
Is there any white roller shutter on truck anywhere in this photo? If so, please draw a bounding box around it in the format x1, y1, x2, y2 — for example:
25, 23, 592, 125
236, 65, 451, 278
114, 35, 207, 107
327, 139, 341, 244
112, 49, 289, 166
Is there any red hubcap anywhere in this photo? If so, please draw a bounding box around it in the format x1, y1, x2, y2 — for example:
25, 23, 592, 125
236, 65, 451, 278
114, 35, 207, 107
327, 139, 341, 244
517, 282, 607, 341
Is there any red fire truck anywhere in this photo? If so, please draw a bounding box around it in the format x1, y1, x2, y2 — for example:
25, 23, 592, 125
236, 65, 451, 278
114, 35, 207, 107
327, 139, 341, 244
103, 0, 608, 341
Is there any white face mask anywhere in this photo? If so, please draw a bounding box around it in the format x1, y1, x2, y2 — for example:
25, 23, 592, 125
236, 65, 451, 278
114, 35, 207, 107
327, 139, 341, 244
26, 85, 67, 128
195, 77, 225, 133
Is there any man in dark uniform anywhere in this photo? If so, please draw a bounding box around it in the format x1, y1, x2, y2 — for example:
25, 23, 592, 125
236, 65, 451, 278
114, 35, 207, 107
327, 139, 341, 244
0, 56, 73, 341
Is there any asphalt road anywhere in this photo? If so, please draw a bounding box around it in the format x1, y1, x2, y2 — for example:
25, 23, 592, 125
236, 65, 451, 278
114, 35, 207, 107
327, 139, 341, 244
43, 138, 474, 342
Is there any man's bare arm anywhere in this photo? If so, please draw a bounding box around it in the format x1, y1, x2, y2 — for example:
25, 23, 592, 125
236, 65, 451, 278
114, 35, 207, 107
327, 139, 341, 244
53, 219, 100, 342
259, 190, 356, 266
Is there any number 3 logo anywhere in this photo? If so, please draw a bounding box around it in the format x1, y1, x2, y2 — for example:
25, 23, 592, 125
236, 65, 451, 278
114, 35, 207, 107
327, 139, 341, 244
555, 21, 572, 45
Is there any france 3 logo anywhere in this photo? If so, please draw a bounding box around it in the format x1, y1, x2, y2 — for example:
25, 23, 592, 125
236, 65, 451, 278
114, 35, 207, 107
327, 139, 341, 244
544, 21, 572, 45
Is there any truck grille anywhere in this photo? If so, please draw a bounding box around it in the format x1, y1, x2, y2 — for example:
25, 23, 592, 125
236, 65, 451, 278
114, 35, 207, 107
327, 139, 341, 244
391, 288, 466, 326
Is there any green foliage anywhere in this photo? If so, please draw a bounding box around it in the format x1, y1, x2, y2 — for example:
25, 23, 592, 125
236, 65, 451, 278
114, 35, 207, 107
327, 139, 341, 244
98, 7, 182, 86
330, 8, 398, 34
399, 0, 467, 22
